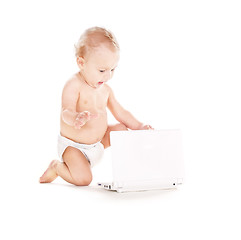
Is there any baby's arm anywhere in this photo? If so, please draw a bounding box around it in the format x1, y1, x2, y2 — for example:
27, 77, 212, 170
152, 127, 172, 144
61, 80, 97, 129
107, 86, 153, 130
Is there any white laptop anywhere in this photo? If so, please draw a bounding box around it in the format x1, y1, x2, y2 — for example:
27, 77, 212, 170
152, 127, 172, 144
98, 129, 184, 193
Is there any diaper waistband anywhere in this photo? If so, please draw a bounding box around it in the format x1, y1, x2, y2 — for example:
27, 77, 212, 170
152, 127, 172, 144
58, 135, 100, 150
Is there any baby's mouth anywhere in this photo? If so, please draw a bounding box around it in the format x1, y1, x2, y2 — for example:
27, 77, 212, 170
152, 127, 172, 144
98, 81, 104, 85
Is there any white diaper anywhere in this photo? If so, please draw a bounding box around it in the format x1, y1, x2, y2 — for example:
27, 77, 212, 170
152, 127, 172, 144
57, 135, 104, 167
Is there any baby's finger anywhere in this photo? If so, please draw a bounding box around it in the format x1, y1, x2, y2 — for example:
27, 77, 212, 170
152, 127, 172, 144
80, 111, 99, 121
89, 112, 99, 119
74, 121, 82, 129
83, 111, 90, 116
80, 111, 91, 120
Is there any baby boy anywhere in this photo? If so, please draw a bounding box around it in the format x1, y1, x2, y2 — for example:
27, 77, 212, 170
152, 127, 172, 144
39, 27, 153, 186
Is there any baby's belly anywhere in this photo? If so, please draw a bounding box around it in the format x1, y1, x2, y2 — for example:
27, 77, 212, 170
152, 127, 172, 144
60, 114, 108, 144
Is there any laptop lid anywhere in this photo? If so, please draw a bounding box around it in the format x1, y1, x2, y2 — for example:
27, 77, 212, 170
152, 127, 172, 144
110, 129, 184, 189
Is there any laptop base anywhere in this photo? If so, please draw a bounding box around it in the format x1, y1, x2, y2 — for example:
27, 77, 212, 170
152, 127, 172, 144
97, 179, 183, 193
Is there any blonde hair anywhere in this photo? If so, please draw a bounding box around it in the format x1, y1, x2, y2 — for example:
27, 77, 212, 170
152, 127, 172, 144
74, 27, 120, 58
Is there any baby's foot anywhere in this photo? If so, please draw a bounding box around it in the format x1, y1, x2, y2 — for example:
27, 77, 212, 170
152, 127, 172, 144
39, 160, 58, 183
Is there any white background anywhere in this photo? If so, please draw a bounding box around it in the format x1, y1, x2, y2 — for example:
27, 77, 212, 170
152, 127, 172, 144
0, 0, 240, 239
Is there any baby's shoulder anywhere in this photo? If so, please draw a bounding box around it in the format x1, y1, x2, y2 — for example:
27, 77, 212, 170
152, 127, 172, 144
103, 83, 113, 95
63, 73, 82, 91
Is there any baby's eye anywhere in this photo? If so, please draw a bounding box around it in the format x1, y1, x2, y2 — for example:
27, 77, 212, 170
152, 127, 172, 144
111, 68, 115, 72
99, 70, 105, 73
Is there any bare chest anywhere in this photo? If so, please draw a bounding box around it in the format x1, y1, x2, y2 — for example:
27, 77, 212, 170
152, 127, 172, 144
76, 87, 109, 113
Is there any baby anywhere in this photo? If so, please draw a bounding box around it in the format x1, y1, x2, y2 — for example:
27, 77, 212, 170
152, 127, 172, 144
39, 27, 153, 186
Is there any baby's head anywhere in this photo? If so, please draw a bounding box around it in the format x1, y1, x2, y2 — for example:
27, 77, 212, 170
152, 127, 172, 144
75, 27, 119, 58
75, 27, 120, 88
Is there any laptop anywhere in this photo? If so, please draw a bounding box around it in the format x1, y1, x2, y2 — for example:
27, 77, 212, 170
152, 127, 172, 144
98, 129, 184, 193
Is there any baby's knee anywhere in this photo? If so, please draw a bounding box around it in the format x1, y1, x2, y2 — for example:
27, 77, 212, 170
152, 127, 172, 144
73, 174, 92, 186
117, 123, 128, 131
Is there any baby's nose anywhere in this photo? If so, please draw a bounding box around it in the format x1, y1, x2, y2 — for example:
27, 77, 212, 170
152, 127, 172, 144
104, 71, 112, 81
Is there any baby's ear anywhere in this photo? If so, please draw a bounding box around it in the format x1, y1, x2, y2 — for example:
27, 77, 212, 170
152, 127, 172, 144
76, 56, 85, 68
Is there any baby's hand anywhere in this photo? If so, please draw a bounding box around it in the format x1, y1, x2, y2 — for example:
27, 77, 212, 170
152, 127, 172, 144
140, 124, 154, 130
74, 111, 98, 129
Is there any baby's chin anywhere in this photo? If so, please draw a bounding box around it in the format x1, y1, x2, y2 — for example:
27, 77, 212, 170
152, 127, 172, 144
85, 80, 104, 89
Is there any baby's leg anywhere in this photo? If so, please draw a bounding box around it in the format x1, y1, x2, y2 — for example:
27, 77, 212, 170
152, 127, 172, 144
39, 147, 92, 186
101, 123, 128, 149
60, 146, 92, 186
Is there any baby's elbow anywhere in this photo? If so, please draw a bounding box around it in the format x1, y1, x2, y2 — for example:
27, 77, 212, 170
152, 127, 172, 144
61, 108, 76, 126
